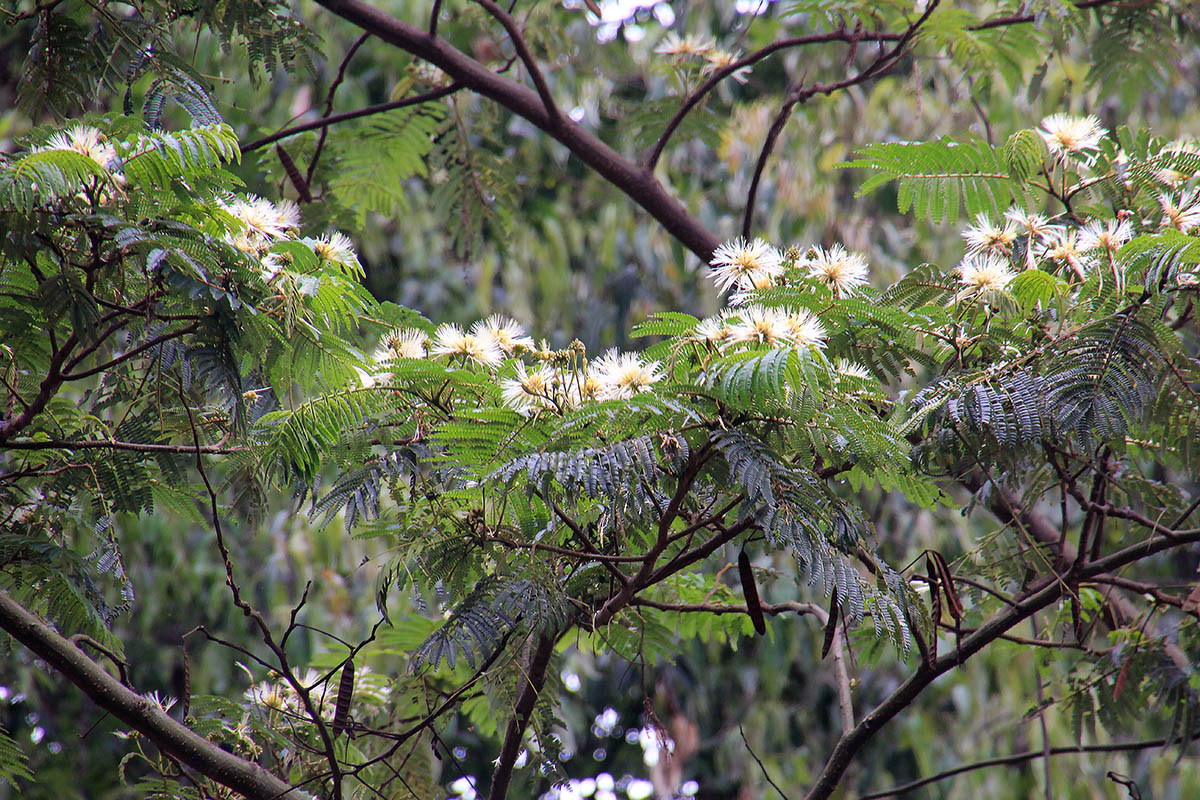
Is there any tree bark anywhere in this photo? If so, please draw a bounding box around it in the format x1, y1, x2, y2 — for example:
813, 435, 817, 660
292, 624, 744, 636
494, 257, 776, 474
0, 590, 305, 800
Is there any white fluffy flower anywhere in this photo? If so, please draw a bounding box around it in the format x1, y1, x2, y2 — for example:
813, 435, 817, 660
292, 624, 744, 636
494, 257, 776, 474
1158, 190, 1200, 233
709, 237, 784, 295
500, 362, 559, 411
654, 32, 714, 57
430, 324, 503, 367
588, 350, 664, 400
471, 315, 535, 355
1038, 114, 1107, 156
804, 244, 870, 295
376, 328, 428, 361
958, 255, 1015, 301
1003, 207, 1061, 243
962, 213, 1017, 256
1077, 218, 1133, 255
37, 124, 118, 170
1044, 230, 1093, 280
221, 195, 300, 252
309, 232, 361, 274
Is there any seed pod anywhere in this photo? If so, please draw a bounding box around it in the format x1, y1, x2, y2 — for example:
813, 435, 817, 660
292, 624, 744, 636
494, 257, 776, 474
332, 659, 354, 738
737, 550, 766, 636
822, 588, 839, 659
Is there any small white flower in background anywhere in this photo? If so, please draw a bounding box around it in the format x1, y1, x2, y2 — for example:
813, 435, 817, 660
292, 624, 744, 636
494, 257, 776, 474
1158, 190, 1200, 233
37, 124, 118, 170
1044, 229, 1092, 280
471, 314, 535, 355
142, 691, 177, 714
376, 328, 428, 361
500, 362, 559, 412
703, 49, 751, 83
709, 237, 784, 295
1077, 218, 1133, 255
1038, 113, 1107, 157
589, 349, 664, 400
1003, 207, 1061, 243
958, 254, 1016, 302
654, 31, 714, 57
309, 232, 361, 273
431, 324, 503, 368
962, 213, 1017, 256
803, 244, 870, 295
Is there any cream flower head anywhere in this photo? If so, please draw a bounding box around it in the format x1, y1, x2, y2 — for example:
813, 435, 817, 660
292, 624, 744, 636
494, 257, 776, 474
501, 362, 559, 412
1077, 218, 1133, 255
958, 255, 1015, 302
310, 232, 361, 273
430, 324, 503, 367
782, 309, 827, 350
589, 350, 664, 400
709, 237, 784, 295
654, 32, 714, 58
962, 213, 1017, 256
803, 244, 870, 295
471, 315, 535, 355
376, 328, 428, 361
1158, 190, 1200, 233
37, 124, 118, 170
1038, 114, 1106, 156
1044, 230, 1092, 280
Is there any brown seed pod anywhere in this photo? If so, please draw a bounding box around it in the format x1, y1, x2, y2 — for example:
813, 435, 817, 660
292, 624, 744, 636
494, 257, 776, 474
737, 550, 766, 636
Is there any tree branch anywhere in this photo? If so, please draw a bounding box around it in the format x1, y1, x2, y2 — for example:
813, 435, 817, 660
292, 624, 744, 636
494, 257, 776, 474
310, 0, 721, 261
0, 590, 303, 800
859, 733, 1199, 799
489, 633, 557, 800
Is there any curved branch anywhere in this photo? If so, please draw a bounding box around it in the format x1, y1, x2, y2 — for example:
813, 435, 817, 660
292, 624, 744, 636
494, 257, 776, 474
0, 590, 304, 800
859, 733, 1199, 799
741, 0, 938, 237
803, 519, 1200, 800
310, 0, 721, 261
473, 0, 560, 124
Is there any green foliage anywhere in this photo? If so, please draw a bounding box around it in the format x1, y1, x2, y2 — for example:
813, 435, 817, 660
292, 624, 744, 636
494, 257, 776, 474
0, 724, 32, 787
841, 136, 1015, 223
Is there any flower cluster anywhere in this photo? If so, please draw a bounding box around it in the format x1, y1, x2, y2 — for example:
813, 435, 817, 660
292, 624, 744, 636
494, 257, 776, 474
369, 314, 666, 414
215, 194, 362, 282
950, 113, 1200, 299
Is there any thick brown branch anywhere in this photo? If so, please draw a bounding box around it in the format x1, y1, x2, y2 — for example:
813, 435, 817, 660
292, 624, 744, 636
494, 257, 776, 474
489, 633, 557, 800
310, 0, 721, 261
0, 590, 303, 799
2, 438, 241, 455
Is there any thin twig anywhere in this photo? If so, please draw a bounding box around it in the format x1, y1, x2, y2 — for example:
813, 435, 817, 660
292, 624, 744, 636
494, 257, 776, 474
740, 724, 791, 798
240, 84, 461, 153
307, 32, 372, 187
859, 733, 1199, 799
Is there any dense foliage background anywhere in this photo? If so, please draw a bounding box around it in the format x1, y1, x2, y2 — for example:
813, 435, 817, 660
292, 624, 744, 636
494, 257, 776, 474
2, 2, 1200, 799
